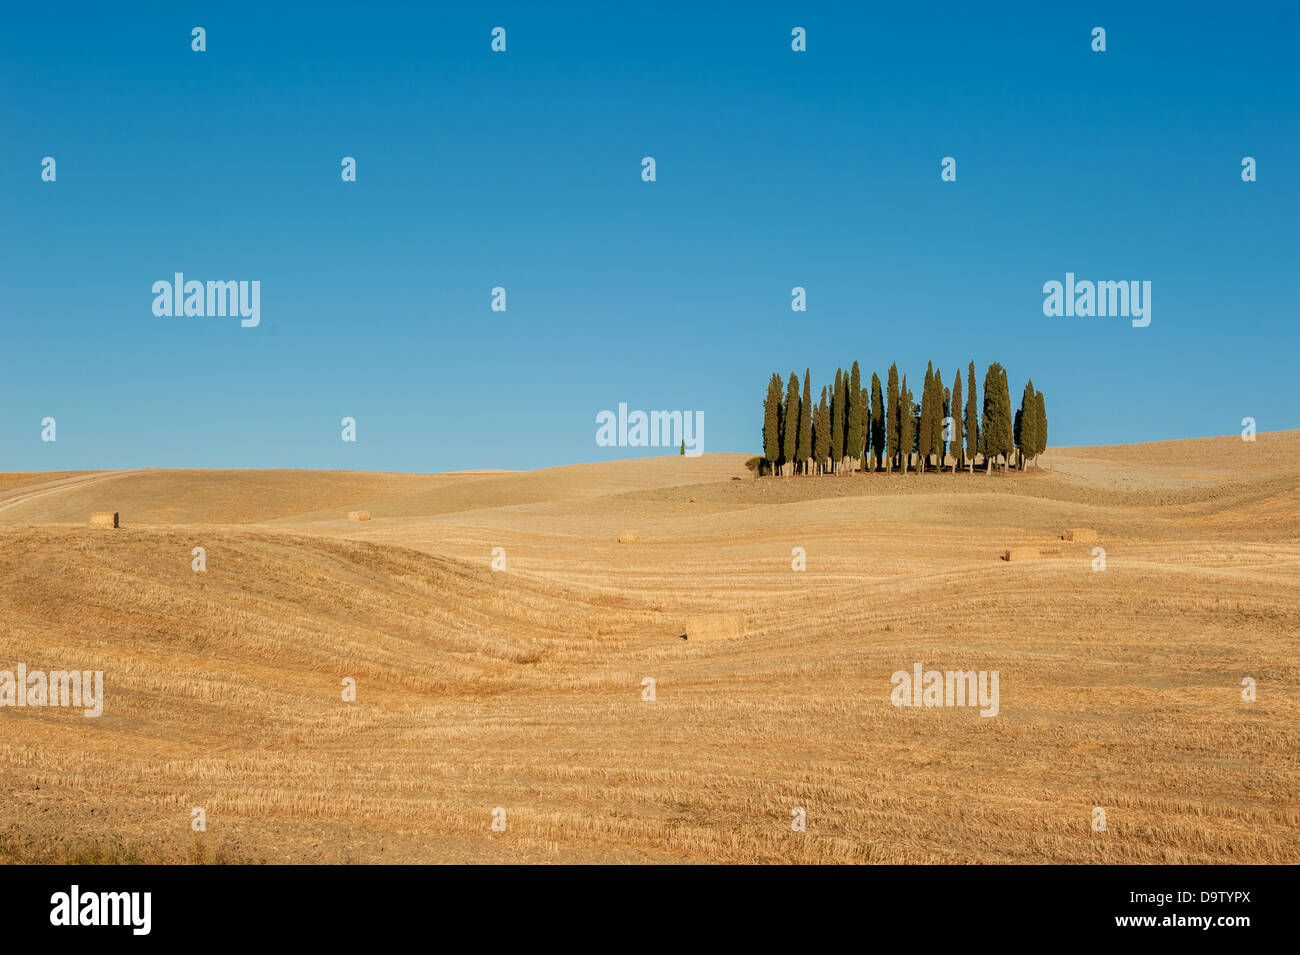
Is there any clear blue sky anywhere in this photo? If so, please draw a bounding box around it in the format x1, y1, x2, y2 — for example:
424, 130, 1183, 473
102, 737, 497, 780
2, 1, 1296, 472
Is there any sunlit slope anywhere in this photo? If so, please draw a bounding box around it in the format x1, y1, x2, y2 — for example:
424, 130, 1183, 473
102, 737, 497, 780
0, 436, 1297, 863
0, 454, 753, 525
1039, 429, 1300, 489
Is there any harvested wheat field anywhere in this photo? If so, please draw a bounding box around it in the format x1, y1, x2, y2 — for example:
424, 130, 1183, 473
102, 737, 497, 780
0, 432, 1297, 864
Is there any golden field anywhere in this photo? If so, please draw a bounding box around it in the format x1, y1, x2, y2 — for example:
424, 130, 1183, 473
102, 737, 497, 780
1, 432, 1297, 864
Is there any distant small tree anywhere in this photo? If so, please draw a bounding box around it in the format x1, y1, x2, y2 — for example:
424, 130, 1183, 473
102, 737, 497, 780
680, 439, 685, 455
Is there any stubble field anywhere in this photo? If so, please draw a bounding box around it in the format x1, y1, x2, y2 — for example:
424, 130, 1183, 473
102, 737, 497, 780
1, 432, 1297, 863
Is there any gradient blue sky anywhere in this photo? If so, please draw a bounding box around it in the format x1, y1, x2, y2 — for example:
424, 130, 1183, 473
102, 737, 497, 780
3, 1, 1297, 472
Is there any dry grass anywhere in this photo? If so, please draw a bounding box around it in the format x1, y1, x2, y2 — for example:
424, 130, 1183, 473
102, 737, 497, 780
1, 432, 1297, 864
684, 613, 747, 642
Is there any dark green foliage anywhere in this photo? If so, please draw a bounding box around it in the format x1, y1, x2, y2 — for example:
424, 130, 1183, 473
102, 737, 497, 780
860, 388, 870, 467
899, 374, 915, 473
934, 371, 947, 467
846, 361, 863, 465
1035, 390, 1047, 459
965, 359, 979, 469
830, 368, 844, 469
950, 369, 964, 468
981, 362, 1013, 469
869, 373, 884, 470
813, 386, 830, 473
781, 371, 800, 471
759, 361, 1043, 479
886, 364, 900, 471
1015, 378, 1036, 468
763, 373, 782, 472
798, 369, 813, 472
918, 363, 934, 469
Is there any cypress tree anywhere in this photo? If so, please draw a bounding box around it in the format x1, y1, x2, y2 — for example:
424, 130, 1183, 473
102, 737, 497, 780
932, 368, 946, 469
1035, 390, 1048, 461
811, 386, 823, 474
918, 363, 934, 472
782, 371, 800, 476
846, 361, 863, 472
981, 362, 1013, 471
912, 387, 922, 471
1015, 379, 1036, 470
763, 372, 782, 475
814, 387, 830, 474
840, 365, 851, 470
778, 380, 788, 473
950, 369, 964, 471
1028, 381, 1042, 466
1001, 367, 1013, 468
886, 363, 900, 472
965, 359, 979, 473
830, 368, 844, 473
899, 375, 914, 473
798, 369, 813, 475
860, 387, 870, 469
869, 373, 884, 471
940, 381, 950, 470
1013, 394, 1024, 469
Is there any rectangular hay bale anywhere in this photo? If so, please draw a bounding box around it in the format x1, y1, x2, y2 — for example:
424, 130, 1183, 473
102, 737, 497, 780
618, 530, 640, 543
685, 613, 747, 642
348, 511, 371, 521
1001, 547, 1039, 562
1061, 528, 1098, 542
89, 512, 119, 529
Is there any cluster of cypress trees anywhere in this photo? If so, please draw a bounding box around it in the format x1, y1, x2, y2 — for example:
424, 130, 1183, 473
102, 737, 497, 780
760, 361, 1047, 476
